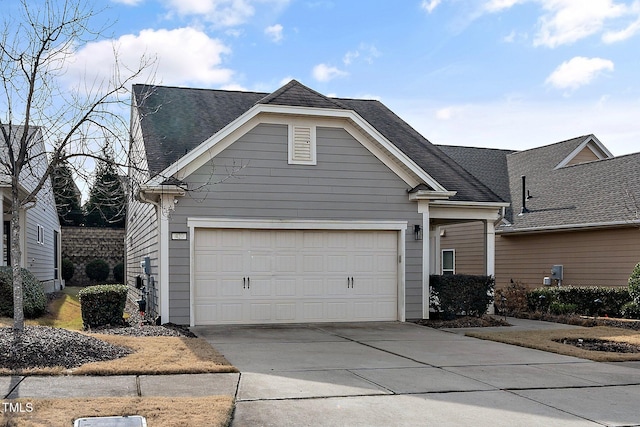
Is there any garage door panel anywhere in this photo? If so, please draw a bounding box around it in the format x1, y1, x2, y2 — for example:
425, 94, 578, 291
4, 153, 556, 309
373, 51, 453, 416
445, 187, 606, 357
275, 278, 297, 296
221, 253, 244, 272
303, 302, 324, 320
275, 303, 296, 321
325, 277, 347, 296
249, 277, 272, 297
250, 303, 271, 321
221, 278, 243, 297
303, 255, 324, 272
327, 301, 349, 320
193, 228, 399, 325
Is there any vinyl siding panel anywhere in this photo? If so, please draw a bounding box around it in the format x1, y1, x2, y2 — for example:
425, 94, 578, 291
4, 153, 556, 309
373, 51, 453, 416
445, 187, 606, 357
566, 147, 600, 166
126, 107, 159, 314
441, 223, 639, 289
167, 123, 423, 324
495, 227, 640, 289
440, 222, 485, 275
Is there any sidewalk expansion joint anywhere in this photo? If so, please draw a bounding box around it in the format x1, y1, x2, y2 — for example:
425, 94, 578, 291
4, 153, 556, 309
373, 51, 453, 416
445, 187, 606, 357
4, 376, 25, 399
136, 375, 142, 397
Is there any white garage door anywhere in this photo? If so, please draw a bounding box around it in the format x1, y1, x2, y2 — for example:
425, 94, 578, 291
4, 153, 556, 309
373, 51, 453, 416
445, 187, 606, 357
193, 229, 398, 325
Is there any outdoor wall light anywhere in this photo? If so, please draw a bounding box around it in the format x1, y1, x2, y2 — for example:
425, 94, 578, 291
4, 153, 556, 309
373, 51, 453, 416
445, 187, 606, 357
414, 224, 423, 241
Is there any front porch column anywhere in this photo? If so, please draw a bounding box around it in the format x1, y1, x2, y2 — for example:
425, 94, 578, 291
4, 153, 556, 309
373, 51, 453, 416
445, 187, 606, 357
0, 193, 3, 266
418, 201, 430, 319
485, 220, 496, 314
484, 220, 495, 277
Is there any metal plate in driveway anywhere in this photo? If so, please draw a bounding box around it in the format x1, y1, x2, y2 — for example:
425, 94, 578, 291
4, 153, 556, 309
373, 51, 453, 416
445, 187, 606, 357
74, 415, 147, 427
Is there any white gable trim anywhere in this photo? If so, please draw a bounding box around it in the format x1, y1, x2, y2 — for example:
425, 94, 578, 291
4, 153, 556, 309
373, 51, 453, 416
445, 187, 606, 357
555, 135, 613, 169
146, 104, 448, 192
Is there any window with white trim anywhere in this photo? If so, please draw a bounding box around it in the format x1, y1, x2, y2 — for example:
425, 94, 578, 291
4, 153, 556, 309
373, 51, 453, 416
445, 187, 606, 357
442, 249, 455, 275
288, 124, 316, 165
36, 225, 45, 245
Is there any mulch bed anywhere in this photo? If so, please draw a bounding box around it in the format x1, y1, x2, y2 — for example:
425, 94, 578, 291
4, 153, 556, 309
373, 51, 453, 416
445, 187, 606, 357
553, 337, 640, 353
414, 315, 511, 329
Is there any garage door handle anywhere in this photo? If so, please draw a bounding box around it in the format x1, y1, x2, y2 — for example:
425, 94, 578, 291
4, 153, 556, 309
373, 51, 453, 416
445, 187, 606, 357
351, 277, 354, 288
243, 277, 246, 289
247, 277, 250, 289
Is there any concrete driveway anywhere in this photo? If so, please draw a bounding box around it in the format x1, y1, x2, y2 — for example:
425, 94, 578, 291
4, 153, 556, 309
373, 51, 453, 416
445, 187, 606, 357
193, 321, 640, 426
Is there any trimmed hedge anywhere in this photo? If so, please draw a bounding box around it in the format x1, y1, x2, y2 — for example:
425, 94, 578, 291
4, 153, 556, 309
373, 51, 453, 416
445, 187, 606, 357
113, 262, 124, 283
85, 259, 110, 283
78, 284, 128, 329
629, 262, 640, 302
430, 274, 495, 318
0, 267, 46, 318
621, 301, 640, 319
62, 258, 75, 281
527, 286, 631, 317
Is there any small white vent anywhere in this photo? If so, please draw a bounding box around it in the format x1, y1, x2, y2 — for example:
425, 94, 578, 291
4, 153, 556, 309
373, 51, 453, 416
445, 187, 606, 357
288, 125, 316, 165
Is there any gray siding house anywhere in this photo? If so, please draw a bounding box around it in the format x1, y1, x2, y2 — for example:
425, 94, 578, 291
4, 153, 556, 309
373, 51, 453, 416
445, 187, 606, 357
126, 81, 507, 326
1, 126, 62, 292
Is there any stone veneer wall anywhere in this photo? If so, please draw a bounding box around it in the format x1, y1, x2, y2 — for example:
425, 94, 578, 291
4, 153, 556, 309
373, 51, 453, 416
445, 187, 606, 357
61, 226, 125, 287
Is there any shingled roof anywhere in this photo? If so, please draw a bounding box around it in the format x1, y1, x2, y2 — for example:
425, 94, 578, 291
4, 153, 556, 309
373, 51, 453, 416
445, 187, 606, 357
440, 136, 640, 232
133, 80, 503, 204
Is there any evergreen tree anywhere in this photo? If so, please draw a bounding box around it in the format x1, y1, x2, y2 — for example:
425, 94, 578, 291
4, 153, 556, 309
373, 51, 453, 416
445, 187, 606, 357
84, 154, 126, 228
50, 158, 84, 226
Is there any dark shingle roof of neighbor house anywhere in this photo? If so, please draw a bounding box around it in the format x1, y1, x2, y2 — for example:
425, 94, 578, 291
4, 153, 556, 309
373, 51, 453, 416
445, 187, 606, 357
440, 135, 640, 232
133, 80, 503, 204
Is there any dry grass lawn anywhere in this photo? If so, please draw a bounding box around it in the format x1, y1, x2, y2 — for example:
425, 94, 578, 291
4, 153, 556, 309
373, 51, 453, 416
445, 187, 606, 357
0, 287, 84, 330
467, 326, 640, 362
73, 335, 238, 375
0, 334, 237, 376
0, 396, 234, 427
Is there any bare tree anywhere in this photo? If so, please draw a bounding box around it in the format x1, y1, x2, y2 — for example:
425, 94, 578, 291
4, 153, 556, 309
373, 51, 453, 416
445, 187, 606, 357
0, 0, 153, 331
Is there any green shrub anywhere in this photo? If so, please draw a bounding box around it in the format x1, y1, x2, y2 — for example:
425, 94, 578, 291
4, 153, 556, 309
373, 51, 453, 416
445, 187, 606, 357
113, 262, 124, 283
78, 284, 128, 328
85, 259, 110, 283
549, 302, 578, 315
621, 301, 640, 319
0, 267, 46, 318
527, 286, 631, 317
629, 262, 640, 302
429, 274, 495, 318
62, 258, 75, 281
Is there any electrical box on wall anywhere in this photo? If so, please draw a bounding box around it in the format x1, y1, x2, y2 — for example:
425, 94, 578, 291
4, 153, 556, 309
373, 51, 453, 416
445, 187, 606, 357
142, 256, 151, 275
551, 265, 563, 280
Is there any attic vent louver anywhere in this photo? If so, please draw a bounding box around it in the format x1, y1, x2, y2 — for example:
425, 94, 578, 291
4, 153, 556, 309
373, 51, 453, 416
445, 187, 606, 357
288, 124, 316, 165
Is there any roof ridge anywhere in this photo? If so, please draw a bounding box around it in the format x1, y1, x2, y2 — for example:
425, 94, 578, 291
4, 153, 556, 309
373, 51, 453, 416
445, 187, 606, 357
256, 79, 349, 109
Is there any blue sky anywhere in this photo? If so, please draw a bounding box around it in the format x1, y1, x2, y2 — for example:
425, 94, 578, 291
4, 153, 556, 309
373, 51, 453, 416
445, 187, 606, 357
9, 0, 640, 155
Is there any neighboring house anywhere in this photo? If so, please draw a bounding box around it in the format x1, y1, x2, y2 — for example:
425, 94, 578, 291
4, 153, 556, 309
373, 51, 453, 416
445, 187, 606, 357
126, 80, 507, 326
438, 135, 640, 289
1, 126, 63, 293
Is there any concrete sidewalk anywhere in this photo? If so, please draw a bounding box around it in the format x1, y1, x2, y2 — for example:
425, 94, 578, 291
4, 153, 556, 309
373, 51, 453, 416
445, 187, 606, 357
1, 373, 240, 400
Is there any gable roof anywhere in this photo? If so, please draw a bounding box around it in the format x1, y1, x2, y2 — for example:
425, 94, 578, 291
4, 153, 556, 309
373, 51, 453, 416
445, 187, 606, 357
133, 80, 503, 204
440, 135, 640, 233
437, 145, 515, 204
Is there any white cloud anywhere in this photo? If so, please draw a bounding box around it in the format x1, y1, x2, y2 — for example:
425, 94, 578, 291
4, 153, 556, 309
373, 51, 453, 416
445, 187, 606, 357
603, 15, 640, 42
65, 27, 234, 88
265, 24, 284, 42
421, 0, 442, 13
435, 105, 467, 120
312, 64, 348, 82
343, 44, 381, 65
483, 0, 525, 13
395, 98, 640, 156
162, 0, 290, 27
545, 56, 614, 90
533, 0, 627, 47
